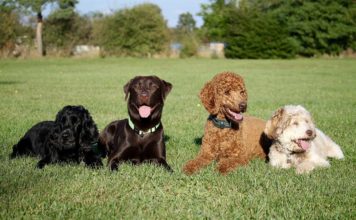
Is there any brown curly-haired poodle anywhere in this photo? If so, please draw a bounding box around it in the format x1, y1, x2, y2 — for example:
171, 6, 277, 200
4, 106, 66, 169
183, 72, 270, 175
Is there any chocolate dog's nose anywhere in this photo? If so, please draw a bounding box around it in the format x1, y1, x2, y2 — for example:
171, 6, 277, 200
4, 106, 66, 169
239, 102, 247, 112
140, 91, 149, 100
306, 130, 313, 136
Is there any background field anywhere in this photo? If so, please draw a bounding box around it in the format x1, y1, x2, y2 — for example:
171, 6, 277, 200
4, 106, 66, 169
0, 58, 355, 219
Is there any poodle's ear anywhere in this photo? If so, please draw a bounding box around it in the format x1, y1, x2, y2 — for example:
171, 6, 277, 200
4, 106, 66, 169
264, 107, 285, 139
123, 79, 133, 101
199, 80, 218, 115
161, 79, 172, 100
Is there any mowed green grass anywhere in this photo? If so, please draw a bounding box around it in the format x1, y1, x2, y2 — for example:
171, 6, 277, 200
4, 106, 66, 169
0, 58, 355, 219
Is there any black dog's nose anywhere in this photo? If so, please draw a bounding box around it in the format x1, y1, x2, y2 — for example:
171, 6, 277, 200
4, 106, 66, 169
239, 102, 247, 112
306, 130, 313, 136
62, 131, 70, 138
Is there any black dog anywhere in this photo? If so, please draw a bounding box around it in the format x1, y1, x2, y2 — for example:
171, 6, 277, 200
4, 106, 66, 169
99, 76, 173, 172
11, 105, 105, 168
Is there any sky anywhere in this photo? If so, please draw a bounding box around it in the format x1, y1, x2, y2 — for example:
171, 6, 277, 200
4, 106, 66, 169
74, 0, 211, 27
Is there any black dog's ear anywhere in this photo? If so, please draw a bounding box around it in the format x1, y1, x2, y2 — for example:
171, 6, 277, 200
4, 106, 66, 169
123, 79, 133, 101
55, 106, 68, 123
161, 79, 172, 100
79, 114, 98, 146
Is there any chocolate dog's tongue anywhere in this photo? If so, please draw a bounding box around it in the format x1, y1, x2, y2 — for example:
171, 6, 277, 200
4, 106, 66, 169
138, 105, 151, 118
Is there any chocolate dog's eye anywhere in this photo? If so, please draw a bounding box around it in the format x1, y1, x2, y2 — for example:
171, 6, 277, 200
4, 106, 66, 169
224, 90, 230, 95
240, 90, 246, 96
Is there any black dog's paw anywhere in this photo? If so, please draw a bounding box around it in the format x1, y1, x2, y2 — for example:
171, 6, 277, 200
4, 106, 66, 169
36, 161, 46, 169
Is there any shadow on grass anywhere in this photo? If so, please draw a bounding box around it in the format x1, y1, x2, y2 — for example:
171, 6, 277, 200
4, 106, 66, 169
0, 81, 22, 85
194, 137, 202, 146
164, 135, 170, 142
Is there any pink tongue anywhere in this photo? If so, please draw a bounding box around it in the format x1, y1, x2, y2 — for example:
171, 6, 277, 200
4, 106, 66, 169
228, 109, 243, 121
138, 105, 151, 118
299, 140, 310, 150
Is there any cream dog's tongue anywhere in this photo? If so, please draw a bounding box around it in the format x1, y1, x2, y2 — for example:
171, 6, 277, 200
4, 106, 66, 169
299, 140, 310, 150
139, 105, 151, 118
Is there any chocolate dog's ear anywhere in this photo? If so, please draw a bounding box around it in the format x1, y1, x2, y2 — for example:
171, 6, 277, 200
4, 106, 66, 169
264, 107, 285, 139
123, 79, 133, 101
199, 80, 218, 115
161, 80, 172, 100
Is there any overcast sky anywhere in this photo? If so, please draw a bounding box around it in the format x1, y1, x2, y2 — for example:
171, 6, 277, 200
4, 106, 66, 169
73, 0, 210, 27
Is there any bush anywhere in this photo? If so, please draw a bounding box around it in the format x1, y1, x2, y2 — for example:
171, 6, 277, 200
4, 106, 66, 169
93, 3, 170, 57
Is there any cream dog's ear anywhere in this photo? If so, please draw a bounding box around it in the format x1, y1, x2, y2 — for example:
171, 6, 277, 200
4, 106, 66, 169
264, 107, 285, 139
199, 80, 219, 115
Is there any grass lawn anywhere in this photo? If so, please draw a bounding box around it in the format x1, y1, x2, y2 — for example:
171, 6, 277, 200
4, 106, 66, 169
0, 58, 355, 219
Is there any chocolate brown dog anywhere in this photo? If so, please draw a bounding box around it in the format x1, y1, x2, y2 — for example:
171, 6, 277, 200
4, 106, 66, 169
99, 76, 173, 172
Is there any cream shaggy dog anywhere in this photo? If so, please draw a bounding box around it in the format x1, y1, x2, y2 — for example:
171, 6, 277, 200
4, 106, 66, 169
264, 105, 344, 174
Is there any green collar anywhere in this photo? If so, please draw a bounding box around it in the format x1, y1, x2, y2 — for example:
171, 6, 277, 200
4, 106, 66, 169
208, 115, 232, 129
128, 117, 161, 136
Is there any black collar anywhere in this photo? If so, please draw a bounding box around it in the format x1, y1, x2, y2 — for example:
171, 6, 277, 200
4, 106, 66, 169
208, 115, 232, 129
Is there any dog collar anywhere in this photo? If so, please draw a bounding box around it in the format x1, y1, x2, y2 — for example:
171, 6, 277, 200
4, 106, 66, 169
208, 115, 232, 129
128, 117, 160, 136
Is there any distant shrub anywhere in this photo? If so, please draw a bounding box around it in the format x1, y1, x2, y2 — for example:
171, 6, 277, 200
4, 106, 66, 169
93, 3, 170, 57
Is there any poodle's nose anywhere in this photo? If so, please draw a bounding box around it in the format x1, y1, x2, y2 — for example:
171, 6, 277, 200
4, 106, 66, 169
306, 130, 313, 136
239, 102, 247, 112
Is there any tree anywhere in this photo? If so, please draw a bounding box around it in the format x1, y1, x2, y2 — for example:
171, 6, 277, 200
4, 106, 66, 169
175, 12, 199, 57
0, 2, 33, 56
94, 3, 170, 57
44, 0, 81, 55
200, 0, 356, 58
199, 0, 237, 41
177, 12, 196, 33
224, 5, 298, 58
15, 0, 56, 56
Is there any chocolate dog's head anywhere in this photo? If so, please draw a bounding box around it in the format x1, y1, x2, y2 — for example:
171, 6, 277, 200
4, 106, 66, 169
124, 76, 172, 129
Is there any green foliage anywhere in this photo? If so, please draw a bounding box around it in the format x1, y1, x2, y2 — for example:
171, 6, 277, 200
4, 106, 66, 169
179, 34, 200, 58
274, 0, 356, 56
94, 3, 170, 57
175, 12, 200, 58
0, 5, 33, 55
0, 10, 19, 49
224, 5, 299, 59
0, 58, 355, 219
199, 0, 234, 41
43, 0, 90, 55
177, 12, 196, 33
201, 0, 356, 58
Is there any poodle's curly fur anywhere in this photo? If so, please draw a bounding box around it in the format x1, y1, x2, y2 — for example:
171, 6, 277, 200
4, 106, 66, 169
183, 72, 269, 175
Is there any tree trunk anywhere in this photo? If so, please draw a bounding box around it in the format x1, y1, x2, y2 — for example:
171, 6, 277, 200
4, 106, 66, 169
36, 12, 44, 57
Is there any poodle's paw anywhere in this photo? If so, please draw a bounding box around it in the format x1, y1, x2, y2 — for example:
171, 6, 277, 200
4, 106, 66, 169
183, 161, 199, 175
217, 163, 233, 175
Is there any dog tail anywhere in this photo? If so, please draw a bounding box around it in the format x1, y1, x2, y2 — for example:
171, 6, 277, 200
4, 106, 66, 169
315, 128, 344, 159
